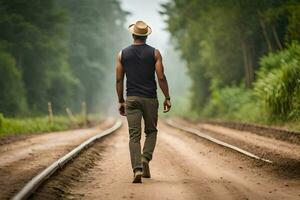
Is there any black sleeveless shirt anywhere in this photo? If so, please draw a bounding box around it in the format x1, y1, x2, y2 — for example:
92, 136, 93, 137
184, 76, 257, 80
121, 44, 157, 98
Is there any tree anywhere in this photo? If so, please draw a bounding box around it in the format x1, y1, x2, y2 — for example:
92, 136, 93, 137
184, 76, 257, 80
0, 0, 128, 115
60, 0, 128, 112
161, 0, 300, 113
0, 0, 77, 113
0, 42, 27, 115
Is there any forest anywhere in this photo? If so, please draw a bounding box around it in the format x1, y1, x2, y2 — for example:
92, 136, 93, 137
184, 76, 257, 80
0, 0, 128, 117
162, 0, 300, 127
1, 1, 300, 199
1, 0, 300, 134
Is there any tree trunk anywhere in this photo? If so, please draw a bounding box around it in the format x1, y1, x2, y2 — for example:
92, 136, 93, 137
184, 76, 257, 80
258, 11, 273, 52
272, 25, 283, 50
247, 45, 254, 86
242, 41, 251, 88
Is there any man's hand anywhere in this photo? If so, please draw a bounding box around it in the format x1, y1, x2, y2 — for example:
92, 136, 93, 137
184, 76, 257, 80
163, 99, 171, 113
119, 102, 126, 116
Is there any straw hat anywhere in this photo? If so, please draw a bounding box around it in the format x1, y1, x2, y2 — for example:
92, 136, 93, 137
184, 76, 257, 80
128, 21, 152, 36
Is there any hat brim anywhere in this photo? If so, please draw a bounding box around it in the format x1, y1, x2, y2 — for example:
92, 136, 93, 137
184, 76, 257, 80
128, 24, 152, 36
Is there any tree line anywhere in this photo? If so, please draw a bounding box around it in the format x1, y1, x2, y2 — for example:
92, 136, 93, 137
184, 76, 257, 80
0, 0, 128, 116
162, 0, 300, 122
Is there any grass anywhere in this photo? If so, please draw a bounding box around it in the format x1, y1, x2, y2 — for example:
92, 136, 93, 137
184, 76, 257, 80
267, 119, 300, 132
191, 114, 300, 132
0, 114, 101, 138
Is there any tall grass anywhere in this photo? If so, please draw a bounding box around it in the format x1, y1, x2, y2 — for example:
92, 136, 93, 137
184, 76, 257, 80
254, 42, 300, 121
200, 85, 265, 123
0, 113, 100, 138
194, 42, 300, 128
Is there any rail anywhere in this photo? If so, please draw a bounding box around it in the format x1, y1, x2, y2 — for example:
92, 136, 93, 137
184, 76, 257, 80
13, 119, 122, 200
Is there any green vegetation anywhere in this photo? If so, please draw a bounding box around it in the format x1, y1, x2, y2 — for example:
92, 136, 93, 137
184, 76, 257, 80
0, 0, 127, 116
0, 113, 99, 138
0, 44, 27, 114
200, 85, 262, 122
254, 42, 300, 121
162, 0, 300, 127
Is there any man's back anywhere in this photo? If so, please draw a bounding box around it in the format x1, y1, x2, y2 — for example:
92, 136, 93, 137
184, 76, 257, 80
121, 44, 157, 98
115, 20, 171, 183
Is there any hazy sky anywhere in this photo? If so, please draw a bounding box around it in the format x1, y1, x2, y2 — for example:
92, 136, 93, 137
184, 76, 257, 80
119, 0, 191, 109
119, 0, 169, 52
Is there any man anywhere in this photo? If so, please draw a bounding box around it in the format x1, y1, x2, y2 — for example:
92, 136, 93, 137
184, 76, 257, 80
115, 20, 171, 183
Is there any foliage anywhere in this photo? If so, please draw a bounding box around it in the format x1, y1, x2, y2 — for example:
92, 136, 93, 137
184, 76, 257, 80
0, 114, 101, 138
200, 85, 264, 122
254, 42, 300, 120
162, 0, 300, 124
0, 0, 127, 116
0, 0, 75, 113
60, 0, 128, 112
161, 0, 281, 110
0, 43, 27, 115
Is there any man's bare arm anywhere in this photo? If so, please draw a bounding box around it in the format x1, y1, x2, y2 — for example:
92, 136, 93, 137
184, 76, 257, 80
155, 49, 171, 112
155, 49, 170, 98
115, 51, 125, 115
116, 52, 125, 103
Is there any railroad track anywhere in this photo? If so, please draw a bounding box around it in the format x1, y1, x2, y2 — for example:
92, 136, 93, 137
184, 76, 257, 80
200, 120, 300, 145
10, 118, 299, 200
13, 119, 122, 200
166, 119, 273, 163
11, 118, 300, 200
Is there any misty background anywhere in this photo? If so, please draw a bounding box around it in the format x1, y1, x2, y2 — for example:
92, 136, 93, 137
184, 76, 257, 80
118, 0, 191, 116
1, 0, 300, 129
0, 0, 190, 118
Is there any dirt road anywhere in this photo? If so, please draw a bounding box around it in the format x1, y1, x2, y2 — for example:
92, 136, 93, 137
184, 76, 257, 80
0, 118, 114, 199
33, 120, 300, 200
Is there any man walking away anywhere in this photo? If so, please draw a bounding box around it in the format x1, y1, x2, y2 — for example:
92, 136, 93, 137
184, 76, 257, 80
115, 20, 171, 183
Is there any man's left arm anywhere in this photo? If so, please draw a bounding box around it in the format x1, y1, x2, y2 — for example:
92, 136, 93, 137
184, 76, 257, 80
115, 51, 126, 116
155, 49, 171, 113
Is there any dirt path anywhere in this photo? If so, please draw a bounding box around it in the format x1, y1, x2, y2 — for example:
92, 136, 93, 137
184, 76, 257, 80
174, 118, 300, 177
35, 120, 300, 200
0, 118, 114, 200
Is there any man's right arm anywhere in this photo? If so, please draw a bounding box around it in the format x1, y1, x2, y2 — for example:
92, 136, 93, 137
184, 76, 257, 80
155, 49, 171, 113
115, 51, 126, 116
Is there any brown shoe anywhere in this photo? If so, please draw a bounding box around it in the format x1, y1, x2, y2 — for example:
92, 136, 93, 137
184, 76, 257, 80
142, 158, 151, 178
132, 169, 142, 183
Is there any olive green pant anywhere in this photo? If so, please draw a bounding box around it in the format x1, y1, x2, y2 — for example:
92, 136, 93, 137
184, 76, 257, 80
126, 96, 158, 171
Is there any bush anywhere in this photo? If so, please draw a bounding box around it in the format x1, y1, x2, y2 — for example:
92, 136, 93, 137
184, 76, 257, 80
254, 42, 300, 121
201, 85, 264, 122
